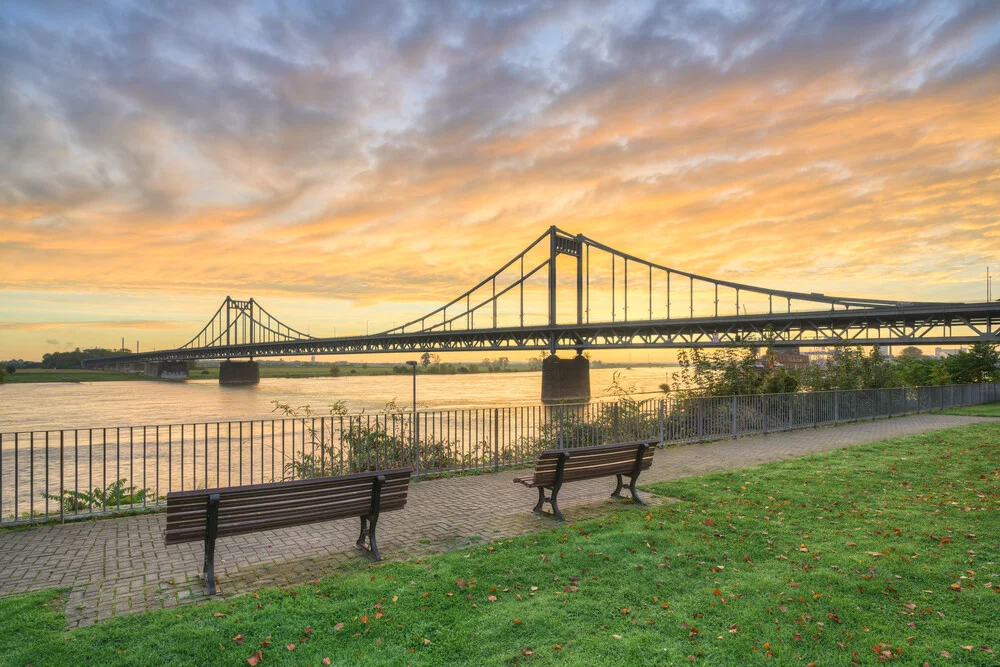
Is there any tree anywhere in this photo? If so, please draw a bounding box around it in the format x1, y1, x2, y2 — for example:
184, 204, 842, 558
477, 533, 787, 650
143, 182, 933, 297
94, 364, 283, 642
900, 346, 923, 359
420, 352, 432, 368
4, 364, 15, 375
944, 343, 999, 383
329, 365, 341, 377
0, 366, 5, 383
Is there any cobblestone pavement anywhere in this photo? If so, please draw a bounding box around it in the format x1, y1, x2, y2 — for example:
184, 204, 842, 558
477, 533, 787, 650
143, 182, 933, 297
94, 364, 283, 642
0, 413, 990, 627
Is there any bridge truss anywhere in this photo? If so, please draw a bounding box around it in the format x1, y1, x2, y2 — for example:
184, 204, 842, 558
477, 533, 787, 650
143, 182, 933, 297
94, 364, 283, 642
86, 227, 1000, 366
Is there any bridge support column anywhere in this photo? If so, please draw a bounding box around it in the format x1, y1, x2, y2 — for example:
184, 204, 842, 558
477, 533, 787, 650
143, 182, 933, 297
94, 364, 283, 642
541, 353, 590, 403
219, 360, 259, 385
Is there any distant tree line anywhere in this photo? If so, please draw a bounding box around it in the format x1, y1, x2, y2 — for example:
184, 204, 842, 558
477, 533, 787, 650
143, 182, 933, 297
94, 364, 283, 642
1, 347, 130, 372
669, 343, 999, 398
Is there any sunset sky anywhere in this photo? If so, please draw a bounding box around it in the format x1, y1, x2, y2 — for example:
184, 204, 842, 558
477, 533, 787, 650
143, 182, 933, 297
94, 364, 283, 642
2, 0, 999, 361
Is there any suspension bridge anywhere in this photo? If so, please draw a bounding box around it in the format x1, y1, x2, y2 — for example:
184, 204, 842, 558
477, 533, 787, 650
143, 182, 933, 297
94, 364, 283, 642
86, 227, 1000, 399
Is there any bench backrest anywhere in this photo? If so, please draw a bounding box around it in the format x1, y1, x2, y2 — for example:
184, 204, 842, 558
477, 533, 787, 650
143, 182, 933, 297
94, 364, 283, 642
164, 468, 412, 545
530, 440, 656, 487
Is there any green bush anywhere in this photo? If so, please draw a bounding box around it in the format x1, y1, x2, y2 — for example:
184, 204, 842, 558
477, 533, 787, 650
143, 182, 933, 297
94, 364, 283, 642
43, 479, 151, 512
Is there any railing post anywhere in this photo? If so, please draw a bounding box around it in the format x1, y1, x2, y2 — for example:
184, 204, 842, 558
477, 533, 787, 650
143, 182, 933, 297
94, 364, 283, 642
731, 395, 738, 438
813, 392, 818, 428
658, 400, 665, 448
59, 431, 64, 525
493, 408, 500, 472
696, 398, 704, 441
833, 390, 839, 425
414, 410, 421, 479
788, 394, 794, 430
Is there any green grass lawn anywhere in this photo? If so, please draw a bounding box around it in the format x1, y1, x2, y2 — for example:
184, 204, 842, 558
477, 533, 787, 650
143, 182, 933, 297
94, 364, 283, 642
2, 424, 999, 665
940, 402, 1000, 417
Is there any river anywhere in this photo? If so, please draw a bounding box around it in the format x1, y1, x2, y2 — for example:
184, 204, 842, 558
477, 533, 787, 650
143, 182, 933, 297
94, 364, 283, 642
0, 367, 676, 433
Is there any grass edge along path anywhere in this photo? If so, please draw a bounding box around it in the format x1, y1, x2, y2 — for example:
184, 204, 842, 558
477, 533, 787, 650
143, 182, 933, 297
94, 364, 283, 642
1, 423, 999, 665
940, 401, 1000, 418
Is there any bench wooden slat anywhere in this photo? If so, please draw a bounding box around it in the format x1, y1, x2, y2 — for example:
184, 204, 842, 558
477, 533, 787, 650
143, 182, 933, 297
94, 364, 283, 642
163, 468, 412, 592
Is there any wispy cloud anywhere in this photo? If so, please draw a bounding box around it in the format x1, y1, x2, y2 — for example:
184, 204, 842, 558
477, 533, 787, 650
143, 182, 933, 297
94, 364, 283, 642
1, 0, 998, 357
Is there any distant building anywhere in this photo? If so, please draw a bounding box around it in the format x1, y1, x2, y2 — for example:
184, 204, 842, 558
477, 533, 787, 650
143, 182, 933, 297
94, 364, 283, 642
934, 347, 966, 358
758, 346, 810, 370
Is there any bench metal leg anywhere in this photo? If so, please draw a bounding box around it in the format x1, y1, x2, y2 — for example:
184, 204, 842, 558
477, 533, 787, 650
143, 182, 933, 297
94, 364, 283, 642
628, 475, 644, 505
368, 513, 381, 562
611, 474, 624, 498
355, 514, 383, 561
531, 485, 565, 520
356, 516, 368, 550
356, 475, 385, 562
532, 487, 545, 513
549, 485, 565, 521
203, 493, 220, 595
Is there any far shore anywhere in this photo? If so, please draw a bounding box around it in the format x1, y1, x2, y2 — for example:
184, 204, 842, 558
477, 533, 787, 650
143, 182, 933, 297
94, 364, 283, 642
3, 362, 679, 385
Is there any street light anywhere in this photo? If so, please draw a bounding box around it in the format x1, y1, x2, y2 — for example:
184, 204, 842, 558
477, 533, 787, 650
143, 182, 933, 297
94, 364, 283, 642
406, 361, 419, 474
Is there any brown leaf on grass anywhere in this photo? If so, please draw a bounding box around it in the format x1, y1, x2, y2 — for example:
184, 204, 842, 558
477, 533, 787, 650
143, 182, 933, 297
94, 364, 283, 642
233, 634, 245, 645
286, 644, 295, 651
941, 650, 951, 658
360, 614, 369, 624
334, 622, 344, 631
488, 595, 497, 603
903, 603, 916, 610
456, 578, 466, 590
304, 627, 313, 634
553, 644, 563, 650
323, 659, 332, 665
376, 638, 382, 646
213, 612, 227, 617
522, 648, 534, 656
246, 650, 263, 666
703, 519, 715, 526
424, 638, 431, 645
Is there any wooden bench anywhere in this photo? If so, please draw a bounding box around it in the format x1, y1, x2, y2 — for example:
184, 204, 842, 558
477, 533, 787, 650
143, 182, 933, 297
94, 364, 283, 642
513, 440, 656, 520
164, 468, 412, 594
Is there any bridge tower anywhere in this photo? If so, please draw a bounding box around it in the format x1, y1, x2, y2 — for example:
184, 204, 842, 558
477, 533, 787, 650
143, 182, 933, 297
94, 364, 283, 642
542, 227, 590, 402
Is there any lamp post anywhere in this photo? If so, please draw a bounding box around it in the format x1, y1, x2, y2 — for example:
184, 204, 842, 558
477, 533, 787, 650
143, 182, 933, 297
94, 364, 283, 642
406, 361, 419, 475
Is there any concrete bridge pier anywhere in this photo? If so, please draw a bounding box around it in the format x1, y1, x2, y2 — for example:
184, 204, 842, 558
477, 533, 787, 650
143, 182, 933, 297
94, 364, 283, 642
541, 353, 591, 403
219, 360, 259, 385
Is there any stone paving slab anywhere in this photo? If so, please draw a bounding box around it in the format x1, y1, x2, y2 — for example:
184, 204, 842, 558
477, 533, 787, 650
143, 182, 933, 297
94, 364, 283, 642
0, 413, 990, 627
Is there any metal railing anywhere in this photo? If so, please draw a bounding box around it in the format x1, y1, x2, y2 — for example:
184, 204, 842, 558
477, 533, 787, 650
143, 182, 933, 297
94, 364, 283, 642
2, 383, 997, 525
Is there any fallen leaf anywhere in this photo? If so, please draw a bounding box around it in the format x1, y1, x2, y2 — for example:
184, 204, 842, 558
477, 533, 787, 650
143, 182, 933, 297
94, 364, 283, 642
213, 612, 227, 617
522, 648, 534, 656
361, 614, 369, 624
247, 650, 263, 666
323, 659, 332, 666
613, 634, 622, 639
424, 638, 431, 645
304, 627, 313, 634
287, 644, 295, 651
553, 644, 563, 650
334, 622, 344, 631
488, 595, 497, 603
941, 650, 951, 658
233, 634, 245, 645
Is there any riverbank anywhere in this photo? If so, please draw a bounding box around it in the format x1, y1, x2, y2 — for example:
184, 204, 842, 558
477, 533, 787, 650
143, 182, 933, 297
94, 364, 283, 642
4, 362, 677, 384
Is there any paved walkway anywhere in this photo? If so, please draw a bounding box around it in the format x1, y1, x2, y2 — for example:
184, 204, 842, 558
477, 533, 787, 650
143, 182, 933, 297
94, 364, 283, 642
0, 413, 991, 627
